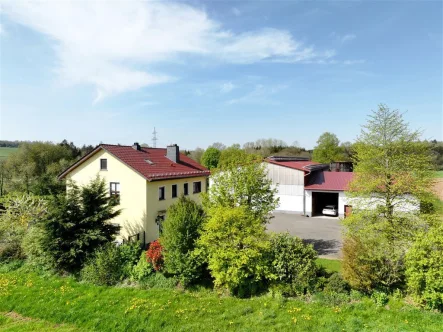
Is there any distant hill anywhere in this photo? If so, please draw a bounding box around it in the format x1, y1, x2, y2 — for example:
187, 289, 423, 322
0, 147, 18, 160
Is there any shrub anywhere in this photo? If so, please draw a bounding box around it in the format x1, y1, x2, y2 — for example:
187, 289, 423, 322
139, 273, 178, 290
342, 232, 406, 293
197, 207, 273, 296
268, 233, 318, 296
21, 224, 54, 271
131, 251, 154, 281
146, 240, 163, 271
405, 224, 443, 311
119, 241, 142, 279
372, 291, 389, 307
323, 272, 350, 294
161, 196, 205, 286
43, 177, 121, 273
0, 194, 48, 261
81, 244, 123, 286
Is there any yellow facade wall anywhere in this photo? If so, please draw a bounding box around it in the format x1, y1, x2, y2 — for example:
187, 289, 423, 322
66, 149, 208, 244
145, 176, 207, 242
66, 150, 147, 242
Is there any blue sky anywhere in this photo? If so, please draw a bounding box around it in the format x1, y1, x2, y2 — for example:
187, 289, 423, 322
0, 0, 442, 150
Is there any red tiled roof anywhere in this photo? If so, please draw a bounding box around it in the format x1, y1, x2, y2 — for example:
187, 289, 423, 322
305, 171, 354, 191
59, 144, 210, 181
266, 159, 320, 172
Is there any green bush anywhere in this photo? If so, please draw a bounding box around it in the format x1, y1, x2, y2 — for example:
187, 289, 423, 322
342, 232, 406, 293
372, 291, 389, 307
131, 251, 154, 282
323, 272, 350, 294
405, 224, 443, 311
81, 244, 123, 286
119, 241, 142, 278
197, 207, 273, 296
268, 233, 318, 296
161, 196, 205, 286
21, 224, 54, 271
138, 273, 178, 290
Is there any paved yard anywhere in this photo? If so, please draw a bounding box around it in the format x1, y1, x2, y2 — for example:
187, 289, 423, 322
267, 212, 343, 259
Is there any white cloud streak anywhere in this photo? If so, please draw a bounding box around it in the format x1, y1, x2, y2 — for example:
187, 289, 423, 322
2, 0, 338, 101
220, 82, 236, 93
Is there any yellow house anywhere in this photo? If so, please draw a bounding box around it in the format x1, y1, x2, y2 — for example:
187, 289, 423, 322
58, 143, 210, 245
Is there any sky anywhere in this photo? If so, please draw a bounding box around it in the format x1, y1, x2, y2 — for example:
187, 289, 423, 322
0, 0, 442, 150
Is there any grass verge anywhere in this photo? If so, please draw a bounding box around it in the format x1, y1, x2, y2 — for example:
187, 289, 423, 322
316, 258, 341, 273
1, 269, 442, 331
434, 171, 443, 178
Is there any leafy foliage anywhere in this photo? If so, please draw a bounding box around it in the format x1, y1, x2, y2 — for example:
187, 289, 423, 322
119, 241, 142, 278
0, 194, 48, 261
146, 240, 164, 271
131, 251, 154, 281
312, 132, 344, 163
42, 177, 121, 273
204, 158, 278, 222
197, 207, 273, 296
406, 224, 443, 311
161, 196, 205, 285
200, 147, 221, 170
81, 244, 123, 286
217, 147, 262, 170
268, 233, 318, 296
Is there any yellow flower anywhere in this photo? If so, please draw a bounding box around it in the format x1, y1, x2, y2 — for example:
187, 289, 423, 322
292, 317, 297, 324
229, 321, 234, 325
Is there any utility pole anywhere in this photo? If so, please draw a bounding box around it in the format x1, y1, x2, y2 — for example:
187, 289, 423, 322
152, 127, 158, 148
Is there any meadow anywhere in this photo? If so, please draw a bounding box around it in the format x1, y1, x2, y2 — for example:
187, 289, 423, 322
1, 262, 442, 332
0, 147, 18, 159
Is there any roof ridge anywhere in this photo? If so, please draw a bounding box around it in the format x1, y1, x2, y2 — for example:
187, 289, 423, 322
100, 143, 166, 150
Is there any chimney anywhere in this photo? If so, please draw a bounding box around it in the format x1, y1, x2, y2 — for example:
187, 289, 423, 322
166, 144, 180, 163
132, 142, 141, 151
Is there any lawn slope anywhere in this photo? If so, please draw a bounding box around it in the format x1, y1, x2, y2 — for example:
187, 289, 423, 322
1, 270, 442, 332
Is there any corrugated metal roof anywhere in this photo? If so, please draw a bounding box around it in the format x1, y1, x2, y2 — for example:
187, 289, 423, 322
59, 144, 210, 181
305, 171, 354, 191
266, 159, 320, 172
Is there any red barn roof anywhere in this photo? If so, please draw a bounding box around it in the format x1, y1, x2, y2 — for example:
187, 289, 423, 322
266, 159, 320, 172
59, 144, 210, 181
305, 171, 354, 191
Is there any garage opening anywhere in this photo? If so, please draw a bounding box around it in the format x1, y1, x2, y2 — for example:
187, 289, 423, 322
311, 192, 339, 217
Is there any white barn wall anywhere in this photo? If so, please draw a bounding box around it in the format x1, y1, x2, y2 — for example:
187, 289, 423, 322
264, 163, 305, 213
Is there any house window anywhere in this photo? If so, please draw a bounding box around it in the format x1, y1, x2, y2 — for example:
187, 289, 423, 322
184, 183, 189, 196
100, 159, 107, 170
155, 215, 165, 235
172, 184, 177, 198
193, 181, 201, 194
159, 186, 165, 200
110, 182, 120, 204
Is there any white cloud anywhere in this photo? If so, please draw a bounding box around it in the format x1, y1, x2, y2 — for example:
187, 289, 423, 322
226, 84, 287, 105
232, 7, 241, 16
331, 32, 356, 44
2, 0, 337, 102
220, 82, 236, 93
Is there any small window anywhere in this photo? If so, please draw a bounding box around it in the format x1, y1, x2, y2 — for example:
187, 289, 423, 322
184, 183, 189, 196
155, 215, 165, 235
159, 186, 165, 200
193, 181, 201, 194
110, 182, 120, 204
172, 184, 177, 198
100, 159, 107, 170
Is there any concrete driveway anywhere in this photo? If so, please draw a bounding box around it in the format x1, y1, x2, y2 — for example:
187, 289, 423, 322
267, 212, 343, 259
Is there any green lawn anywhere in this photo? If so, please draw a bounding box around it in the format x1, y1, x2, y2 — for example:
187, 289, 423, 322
435, 171, 443, 178
1, 269, 442, 331
0, 147, 18, 160
316, 258, 342, 273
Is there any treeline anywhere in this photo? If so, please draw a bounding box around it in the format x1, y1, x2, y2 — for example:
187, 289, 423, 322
0, 140, 94, 196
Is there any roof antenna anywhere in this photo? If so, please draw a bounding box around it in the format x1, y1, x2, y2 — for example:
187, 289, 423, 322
152, 127, 158, 148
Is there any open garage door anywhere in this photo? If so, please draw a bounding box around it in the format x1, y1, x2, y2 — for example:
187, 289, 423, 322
311, 192, 339, 217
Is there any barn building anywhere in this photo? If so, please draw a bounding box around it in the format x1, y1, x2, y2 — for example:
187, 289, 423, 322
264, 156, 353, 217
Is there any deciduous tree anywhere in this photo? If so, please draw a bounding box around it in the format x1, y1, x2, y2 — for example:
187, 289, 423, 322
312, 132, 344, 163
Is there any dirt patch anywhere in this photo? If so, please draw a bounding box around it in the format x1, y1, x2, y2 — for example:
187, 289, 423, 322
3, 311, 33, 322
433, 179, 443, 200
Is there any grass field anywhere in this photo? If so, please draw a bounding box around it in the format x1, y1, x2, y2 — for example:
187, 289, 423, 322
316, 258, 341, 273
435, 171, 443, 178
0, 147, 18, 160
1, 267, 442, 332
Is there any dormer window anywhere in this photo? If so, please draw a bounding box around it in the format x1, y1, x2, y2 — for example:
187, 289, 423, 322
100, 159, 107, 170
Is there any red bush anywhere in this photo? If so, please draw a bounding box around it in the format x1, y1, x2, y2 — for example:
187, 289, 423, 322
146, 240, 163, 271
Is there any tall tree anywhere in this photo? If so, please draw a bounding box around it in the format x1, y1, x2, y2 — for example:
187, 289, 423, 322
312, 132, 344, 163
348, 104, 434, 224
200, 147, 221, 169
